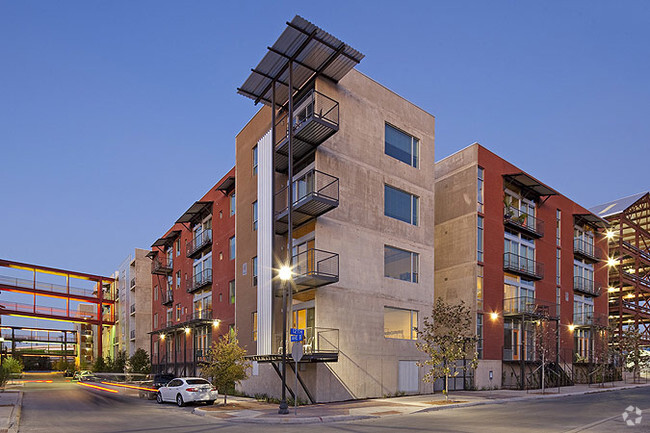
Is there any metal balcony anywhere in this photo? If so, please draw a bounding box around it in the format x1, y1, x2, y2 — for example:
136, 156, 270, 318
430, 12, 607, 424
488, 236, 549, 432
504, 206, 544, 238
573, 275, 601, 297
503, 296, 558, 319
186, 309, 213, 323
130, 278, 136, 288
187, 269, 212, 294
275, 169, 339, 234
151, 258, 173, 275
573, 312, 608, 328
503, 253, 544, 280
573, 238, 600, 262
161, 289, 173, 307
186, 230, 212, 259
274, 90, 339, 173
291, 248, 339, 291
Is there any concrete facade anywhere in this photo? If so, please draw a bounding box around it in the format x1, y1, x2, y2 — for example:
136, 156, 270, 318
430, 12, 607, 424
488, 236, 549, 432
236, 69, 436, 402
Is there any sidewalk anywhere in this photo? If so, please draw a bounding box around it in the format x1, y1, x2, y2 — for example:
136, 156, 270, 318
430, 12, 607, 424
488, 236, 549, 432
194, 380, 650, 424
0, 387, 23, 433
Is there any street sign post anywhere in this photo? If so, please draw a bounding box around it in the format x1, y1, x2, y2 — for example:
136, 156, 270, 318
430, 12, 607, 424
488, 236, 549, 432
291, 342, 303, 415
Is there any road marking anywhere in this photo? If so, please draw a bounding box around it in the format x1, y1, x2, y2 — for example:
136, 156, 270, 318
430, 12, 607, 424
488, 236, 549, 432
564, 406, 650, 432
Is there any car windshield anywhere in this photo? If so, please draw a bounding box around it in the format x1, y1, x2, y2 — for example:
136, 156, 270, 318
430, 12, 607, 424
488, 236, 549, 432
186, 379, 210, 385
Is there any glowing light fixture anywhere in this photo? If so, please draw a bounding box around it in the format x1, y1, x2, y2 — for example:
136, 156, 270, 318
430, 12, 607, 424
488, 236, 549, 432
279, 266, 292, 281
160, 333, 165, 340
607, 287, 617, 293
568, 324, 576, 332
607, 257, 618, 267
605, 230, 615, 240
212, 319, 221, 327
184, 327, 191, 335
490, 312, 499, 321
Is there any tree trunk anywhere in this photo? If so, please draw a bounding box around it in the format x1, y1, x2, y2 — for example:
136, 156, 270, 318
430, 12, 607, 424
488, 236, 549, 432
224, 393, 227, 405
445, 374, 449, 401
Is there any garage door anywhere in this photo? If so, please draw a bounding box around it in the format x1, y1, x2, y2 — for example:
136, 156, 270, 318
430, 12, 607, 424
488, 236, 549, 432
398, 360, 419, 393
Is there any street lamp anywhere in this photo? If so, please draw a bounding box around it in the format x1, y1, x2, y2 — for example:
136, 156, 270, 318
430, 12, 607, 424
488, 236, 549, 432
278, 265, 292, 415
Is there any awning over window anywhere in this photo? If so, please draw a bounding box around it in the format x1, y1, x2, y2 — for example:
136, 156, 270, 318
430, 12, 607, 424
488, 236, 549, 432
176, 202, 213, 225
215, 176, 235, 195
237, 15, 364, 107
503, 173, 558, 198
574, 213, 609, 229
151, 230, 182, 248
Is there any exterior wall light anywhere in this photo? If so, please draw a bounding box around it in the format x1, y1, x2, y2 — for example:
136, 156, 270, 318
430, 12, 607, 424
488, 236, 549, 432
607, 257, 618, 267
605, 230, 615, 240
490, 312, 499, 321
568, 324, 576, 332
279, 266, 292, 281
213, 319, 221, 328
184, 327, 191, 335
160, 333, 165, 340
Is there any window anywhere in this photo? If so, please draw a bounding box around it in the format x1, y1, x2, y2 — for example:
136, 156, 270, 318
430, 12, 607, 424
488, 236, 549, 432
252, 145, 258, 176
153, 313, 158, 328
574, 258, 594, 292
384, 307, 418, 340
252, 312, 257, 341
556, 209, 561, 246
176, 271, 181, 289
167, 275, 173, 292
556, 249, 561, 285
477, 167, 484, 213
252, 256, 258, 286
229, 236, 235, 260
477, 314, 483, 359
175, 304, 181, 321
252, 201, 258, 231
477, 265, 484, 310
166, 308, 173, 326
230, 193, 236, 216
229, 280, 235, 304
385, 123, 419, 168
153, 285, 158, 301
384, 246, 419, 283
478, 216, 484, 262
175, 239, 181, 256
384, 184, 418, 225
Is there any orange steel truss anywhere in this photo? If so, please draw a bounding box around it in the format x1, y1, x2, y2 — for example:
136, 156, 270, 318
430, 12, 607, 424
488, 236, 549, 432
0, 259, 115, 356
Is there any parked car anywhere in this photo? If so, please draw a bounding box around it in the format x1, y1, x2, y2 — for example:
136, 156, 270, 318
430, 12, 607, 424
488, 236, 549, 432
156, 377, 218, 407
72, 370, 92, 381
138, 373, 175, 399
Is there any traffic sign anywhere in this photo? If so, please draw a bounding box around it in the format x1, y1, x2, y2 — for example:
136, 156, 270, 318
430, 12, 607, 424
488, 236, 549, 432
290, 335, 303, 342
290, 328, 304, 336
291, 342, 304, 363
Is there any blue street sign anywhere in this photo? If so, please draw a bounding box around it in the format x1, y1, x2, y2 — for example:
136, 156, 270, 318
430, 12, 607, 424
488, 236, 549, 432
290, 335, 303, 342
290, 328, 305, 336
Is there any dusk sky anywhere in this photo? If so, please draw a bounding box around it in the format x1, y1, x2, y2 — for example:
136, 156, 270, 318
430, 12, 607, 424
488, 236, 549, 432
1, 1, 648, 278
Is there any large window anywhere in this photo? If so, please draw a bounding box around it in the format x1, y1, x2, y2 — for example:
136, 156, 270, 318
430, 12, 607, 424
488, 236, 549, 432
385, 124, 419, 168
252, 145, 258, 176
252, 312, 257, 341
556, 209, 561, 246
228, 280, 235, 304
384, 184, 418, 225
384, 307, 418, 340
230, 193, 236, 216
477, 314, 483, 359
252, 201, 258, 231
384, 246, 419, 283
252, 256, 258, 286
556, 249, 561, 285
478, 216, 484, 262
229, 236, 235, 260
477, 265, 484, 310
477, 167, 484, 213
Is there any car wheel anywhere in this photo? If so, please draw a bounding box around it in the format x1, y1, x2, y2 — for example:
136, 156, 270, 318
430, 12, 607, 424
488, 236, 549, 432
156, 392, 163, 404
206, 400, 215, 405
176, 394, 184, 407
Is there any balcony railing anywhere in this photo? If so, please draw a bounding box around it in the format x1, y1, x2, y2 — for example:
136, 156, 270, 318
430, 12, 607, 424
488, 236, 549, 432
274, 327, 339, 360
503, 253, 544, 280
130, 330, 136, 340
186, 309, 213, 322
195, 349, 209, 364
291, 248, 339, 291
130, 278, 136, 288
573, 311, 608, 328
573, 275, 601, 296
274, 89, 339, 173
574, 238, 600, 262
151, 257, 173, 275
186, 230, 212, 258
275, 169, 339, 234
187, 269, 212, 293
504, 206, 544, 238
503, 344, 536, 362
503, 296, 559, 319
161, 289, 173, 306
130, 304, 136, 314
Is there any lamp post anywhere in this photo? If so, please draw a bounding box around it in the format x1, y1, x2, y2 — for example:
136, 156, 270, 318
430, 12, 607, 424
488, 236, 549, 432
278, 266, 292, 414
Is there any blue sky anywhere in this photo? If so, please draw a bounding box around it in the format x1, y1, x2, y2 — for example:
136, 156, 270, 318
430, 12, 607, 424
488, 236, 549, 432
1, 1, 649, 278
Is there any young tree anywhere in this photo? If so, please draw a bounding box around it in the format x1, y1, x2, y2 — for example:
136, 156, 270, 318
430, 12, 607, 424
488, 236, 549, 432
615, 325, 650, 383
92, 356, 107, 373
416, 299, 479, 401
112, 350, 128, 373
129, 348, 151, 375
200, 330, 250, 404
533, 318, 557, 393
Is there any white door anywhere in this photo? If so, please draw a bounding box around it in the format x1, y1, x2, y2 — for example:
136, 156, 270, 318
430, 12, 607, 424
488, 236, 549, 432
398, 361, 419, 393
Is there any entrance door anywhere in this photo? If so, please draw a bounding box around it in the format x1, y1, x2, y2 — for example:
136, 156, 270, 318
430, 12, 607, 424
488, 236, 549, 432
512, 329, 520, 361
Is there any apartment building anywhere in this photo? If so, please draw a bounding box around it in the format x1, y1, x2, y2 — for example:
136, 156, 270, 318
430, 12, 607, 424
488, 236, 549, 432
149, 168, 236, 376
435, 143, 609, 389
591, 192, 650, 346
103, 249, 152, 360
235, 16, 435, 402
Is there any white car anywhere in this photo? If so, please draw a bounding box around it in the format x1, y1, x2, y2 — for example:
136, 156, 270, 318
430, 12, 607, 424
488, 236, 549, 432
156, 377, 218, 407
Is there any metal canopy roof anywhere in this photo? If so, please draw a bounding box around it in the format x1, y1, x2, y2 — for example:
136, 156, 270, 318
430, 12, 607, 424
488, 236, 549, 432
151, 230, 182, 248
145, 250, 158, 259
574, 213, 609, 229
237, 15, 364, 106
215, 176, 235, 195
176, 201, 213, 225
590, 192, 649, 218
503, 173, 558, 197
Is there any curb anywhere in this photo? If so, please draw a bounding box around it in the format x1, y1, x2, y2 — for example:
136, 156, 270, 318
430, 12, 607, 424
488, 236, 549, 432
192, 407, 377, 424
3, 391, 23, 433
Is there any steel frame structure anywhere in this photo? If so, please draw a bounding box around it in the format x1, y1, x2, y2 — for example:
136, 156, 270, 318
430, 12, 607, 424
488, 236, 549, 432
0, 259, 114, 356
605, 193, 650, 344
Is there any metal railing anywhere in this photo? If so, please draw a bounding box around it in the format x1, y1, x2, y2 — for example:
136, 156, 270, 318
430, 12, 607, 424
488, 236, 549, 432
186, 269, 212, 293
503, 296, 559, 318
275, 169, 339, 215
503, 252, 544, 279
130, 278, 136, 288
0, 301, 99, 321
151, 257, 173, 274
574, 238, 600, 261
161, 289, 173, 306
186, 309, 213, 322
130, 330, 136, 340
130, 303, 136, 314
274, 89, 340, 146
0, 274, 106, 299
504, 206, 544, 237
277, 327, 340, 355
573, 311, 608, 327
503, 344, 536, 362
186, 230, 212, 258
292, 248, 339, 282
573, 275, 601, 296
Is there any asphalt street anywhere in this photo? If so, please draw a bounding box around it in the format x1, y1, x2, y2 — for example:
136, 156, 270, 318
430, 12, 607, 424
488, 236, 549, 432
18, 380, 650, 433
